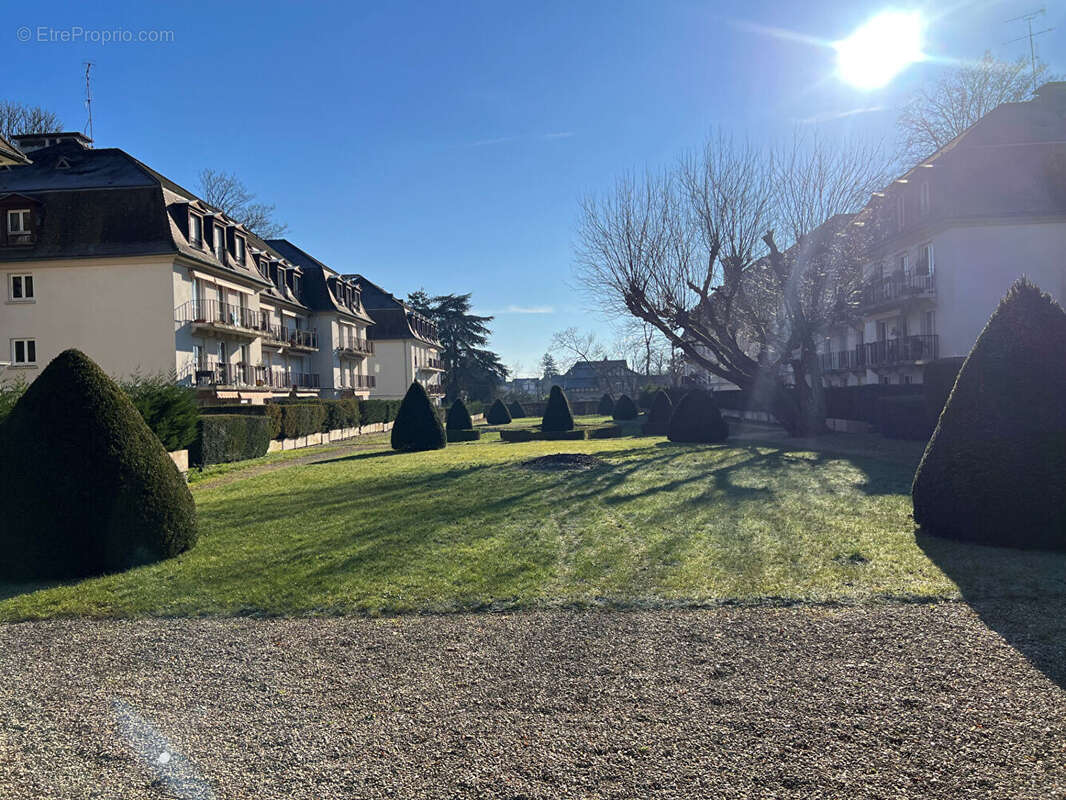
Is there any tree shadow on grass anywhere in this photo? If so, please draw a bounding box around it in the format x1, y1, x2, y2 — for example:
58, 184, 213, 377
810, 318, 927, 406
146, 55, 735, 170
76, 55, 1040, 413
918, 532, 1066, 689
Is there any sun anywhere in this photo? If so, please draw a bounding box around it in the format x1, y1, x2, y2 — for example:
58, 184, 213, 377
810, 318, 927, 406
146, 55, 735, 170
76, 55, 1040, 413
835, 10, 925, 90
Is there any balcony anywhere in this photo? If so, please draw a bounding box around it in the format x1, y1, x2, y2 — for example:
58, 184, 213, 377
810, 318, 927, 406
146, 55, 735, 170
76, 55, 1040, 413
860, 272, 935, 311
178, 300, 260, 338
418, 358, 445, 372
820, 335, 939, 373
336, 335, 374, 357
193, 362, 264, 388
425, 383, 445, 396
261, 369, 321, 391
341, 374, 376, 391
258, 315, 319, 352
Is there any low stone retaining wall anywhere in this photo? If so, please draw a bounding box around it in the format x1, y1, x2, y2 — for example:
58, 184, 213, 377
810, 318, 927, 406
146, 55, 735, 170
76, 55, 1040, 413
266, 421, 395, 454
168, 449, 189, 476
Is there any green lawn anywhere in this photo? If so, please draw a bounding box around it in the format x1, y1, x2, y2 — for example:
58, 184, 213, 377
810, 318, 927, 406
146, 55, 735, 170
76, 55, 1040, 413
1, 420, 1061, 620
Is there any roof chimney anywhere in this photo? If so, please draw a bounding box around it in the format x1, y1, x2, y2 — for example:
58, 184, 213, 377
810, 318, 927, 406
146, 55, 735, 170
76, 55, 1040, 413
10, 131, 92, 153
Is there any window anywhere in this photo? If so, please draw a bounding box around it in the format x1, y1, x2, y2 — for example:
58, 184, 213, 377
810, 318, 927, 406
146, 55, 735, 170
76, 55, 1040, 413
292, 276, 301, 299
896, 194, 905, 232
7, 209, 30, 234
919, 182, 930, 217
881, 375, 891, 385
193, 343, 203, 369
11, 338, 36, 365
917, 243, 933, 276
922, 310, 936, 336
896, 253, 908, 275
234, 235, 245, 265
188, 213, 203, 247
213, 225, 226, 261
8, 273, 33, 300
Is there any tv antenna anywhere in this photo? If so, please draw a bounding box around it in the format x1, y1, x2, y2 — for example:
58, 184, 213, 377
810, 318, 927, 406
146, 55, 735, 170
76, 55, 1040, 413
83, 61, 94, 145
1004, 8, 1054, 94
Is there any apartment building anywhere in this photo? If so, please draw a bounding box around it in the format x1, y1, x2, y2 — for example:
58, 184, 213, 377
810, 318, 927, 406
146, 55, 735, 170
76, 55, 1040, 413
0, 133, 391, 402
267, 239, 376, 398
819, 82, 1066, 386
354, 276, 445, 404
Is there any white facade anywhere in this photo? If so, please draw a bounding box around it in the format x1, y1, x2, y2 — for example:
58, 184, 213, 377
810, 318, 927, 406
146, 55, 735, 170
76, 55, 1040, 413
370, 338, 444, 403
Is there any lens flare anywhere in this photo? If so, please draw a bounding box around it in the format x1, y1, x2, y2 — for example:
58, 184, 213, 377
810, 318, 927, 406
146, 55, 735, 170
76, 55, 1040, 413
835, 11, 925, 90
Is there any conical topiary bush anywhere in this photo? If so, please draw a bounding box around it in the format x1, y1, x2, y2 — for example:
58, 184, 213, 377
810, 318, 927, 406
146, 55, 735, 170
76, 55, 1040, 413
445, 398, 481, 442
541, 385, 574, 432
446, 398, 473, 431
642, 390, 674, 435
508, 400, 526, 418
912, 278, 1066, 549
597, 393, 615, 416
667, 390, 728, 443
0, 349, 197, 579
391, 381, 447, 452
486, 398, 512, 425
612, 394, 638, 421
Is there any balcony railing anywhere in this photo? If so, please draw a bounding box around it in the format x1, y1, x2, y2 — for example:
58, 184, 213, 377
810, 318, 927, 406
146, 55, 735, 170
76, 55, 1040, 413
425, 383, 445, 396
193, 362, 263, 387
261, 369, 321, 390
418, 358, 444, 371
342, 374, 376, 390
864, 335, 939, 366
336, 335, 374, 356
861, 272, 935, 308
178, 300, 259, 332
820, 335, 939, 372
258, 315, 318, 350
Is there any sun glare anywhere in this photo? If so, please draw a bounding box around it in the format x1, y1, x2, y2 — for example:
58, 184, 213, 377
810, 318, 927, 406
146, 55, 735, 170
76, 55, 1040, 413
835, 10, 924, 90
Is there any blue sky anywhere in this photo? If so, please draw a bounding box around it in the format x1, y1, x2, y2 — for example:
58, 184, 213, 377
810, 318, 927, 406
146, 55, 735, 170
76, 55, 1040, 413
4, 0, 1062, 375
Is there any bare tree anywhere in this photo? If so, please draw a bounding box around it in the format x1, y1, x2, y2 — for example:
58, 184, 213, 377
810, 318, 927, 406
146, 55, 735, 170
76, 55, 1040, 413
0, 101, 62, 140
575, 133, 889, 436
197, 169, 287, 239
898, 51, 1058, 161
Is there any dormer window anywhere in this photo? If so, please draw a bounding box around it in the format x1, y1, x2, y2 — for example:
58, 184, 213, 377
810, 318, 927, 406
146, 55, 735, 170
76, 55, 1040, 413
292, 275, 301, 300
234, 235, 246, 265
213, 225, 226, 261
8, 209, 30, 234
188, 212, 203, 247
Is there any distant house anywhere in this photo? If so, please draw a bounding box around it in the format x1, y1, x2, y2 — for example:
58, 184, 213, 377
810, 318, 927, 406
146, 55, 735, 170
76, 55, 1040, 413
557, 359, 643, 402
508, 377, 543, 397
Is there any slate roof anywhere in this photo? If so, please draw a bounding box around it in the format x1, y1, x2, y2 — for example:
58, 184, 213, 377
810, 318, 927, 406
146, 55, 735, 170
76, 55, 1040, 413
267, 239, 373, 323
350, 274, 439, 345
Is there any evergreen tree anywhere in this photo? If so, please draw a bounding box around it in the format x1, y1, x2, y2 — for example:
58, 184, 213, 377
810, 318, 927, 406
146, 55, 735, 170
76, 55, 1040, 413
446, 398, 474, 431
391, 382, 447, 452
0, 349, 197, 578
541, 353, 559, 382
612, 394, 638, 420
508, 399, 527, 418
912, 279, 1066, 549
408, 291, 508, 403
486, 398, 512, 424
542, 385, 575, 432
643, 390, 674, 434
668, 390, 728, 443
597, 393, 615, 416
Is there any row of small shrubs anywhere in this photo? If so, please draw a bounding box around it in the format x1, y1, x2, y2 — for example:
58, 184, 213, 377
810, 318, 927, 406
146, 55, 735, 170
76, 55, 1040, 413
203, 397, 404, 441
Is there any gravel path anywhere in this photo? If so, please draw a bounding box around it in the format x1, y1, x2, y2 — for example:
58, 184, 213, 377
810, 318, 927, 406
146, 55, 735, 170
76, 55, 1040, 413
1, 604, 1063, 799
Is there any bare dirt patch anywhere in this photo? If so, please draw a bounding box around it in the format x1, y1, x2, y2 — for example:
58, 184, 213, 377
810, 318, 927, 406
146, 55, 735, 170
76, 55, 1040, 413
519, 453, 608, 471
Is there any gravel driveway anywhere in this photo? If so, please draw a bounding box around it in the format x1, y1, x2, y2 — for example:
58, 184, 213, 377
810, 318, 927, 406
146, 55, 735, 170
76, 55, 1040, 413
1, 604, 1063, 799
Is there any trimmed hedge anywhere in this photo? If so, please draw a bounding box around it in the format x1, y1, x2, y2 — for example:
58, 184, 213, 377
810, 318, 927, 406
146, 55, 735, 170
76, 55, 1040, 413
597, 393, 615, 416
446, 399, 474, 431
0, 349, 196, 579
612, 394, 638, 421
508, 400, 527, 418
391, 382, 447, 452
668, 390, 728, 443
446, 428, 482, 442
499, 429, 536, 443
542, 385, 575, 432
879, 396, 932, 441
913, 279, 1066, 550
359, 398, 402, 425
587, 425, 623, 439
279, 402, 327, 439
192, 414, 272, 466
486, 398, 512, 424
642, 390, 673, 434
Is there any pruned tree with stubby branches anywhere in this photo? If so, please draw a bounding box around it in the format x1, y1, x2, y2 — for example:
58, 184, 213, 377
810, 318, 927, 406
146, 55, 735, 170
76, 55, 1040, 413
574, 133, 890, 436
897, 51, 1059, 162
